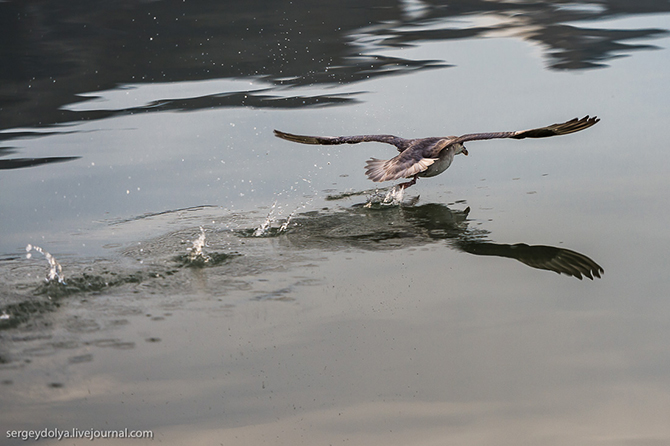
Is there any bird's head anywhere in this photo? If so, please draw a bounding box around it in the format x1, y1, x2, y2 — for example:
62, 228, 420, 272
454, 143, 468, 156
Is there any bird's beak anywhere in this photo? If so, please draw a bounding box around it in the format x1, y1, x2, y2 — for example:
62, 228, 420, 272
462, 147, 469, 156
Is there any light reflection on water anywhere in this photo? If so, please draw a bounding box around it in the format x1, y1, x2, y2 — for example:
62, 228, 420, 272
1, 1, 670, 445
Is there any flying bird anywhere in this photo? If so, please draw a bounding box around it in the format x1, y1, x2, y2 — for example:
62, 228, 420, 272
274, 116, 599, 188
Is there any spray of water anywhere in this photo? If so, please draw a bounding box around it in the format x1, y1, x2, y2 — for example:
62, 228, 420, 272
254, 199, 315, 236
278, 207, 299, 233
252, 178, 318, 237
383, 185, 405, 205
25, 244, 65, 283
253, 201, 278, 237
364, 185, 406, 208
187, 226, 211, 263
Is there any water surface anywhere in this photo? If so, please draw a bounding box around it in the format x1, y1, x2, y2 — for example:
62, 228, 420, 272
1, 1, 670, 445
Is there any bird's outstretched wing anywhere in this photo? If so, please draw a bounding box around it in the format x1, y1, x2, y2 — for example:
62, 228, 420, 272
274, 130, 411, 152
451, 115, 599, 144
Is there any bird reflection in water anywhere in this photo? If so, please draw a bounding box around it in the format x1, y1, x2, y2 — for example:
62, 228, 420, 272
282, 203, 603, 280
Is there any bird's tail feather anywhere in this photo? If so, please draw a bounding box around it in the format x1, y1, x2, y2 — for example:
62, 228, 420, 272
365, 158, 387, 182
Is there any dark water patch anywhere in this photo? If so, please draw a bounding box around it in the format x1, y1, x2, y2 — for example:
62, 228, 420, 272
41, 91, 364, 128
64, 317, 101, 334
86, 339, 135, 350
325, 187, 391, 201
527, 23, 668, 70
120, 90, 363, 112
173, 251, 241, 268
0, 298, 60, 331
68, 353, 93, 364
0, 156, 81, 170
0, 129, 80, 143
0, 268, 175, 331
33, 271, 152, 298
253, 286, 296, 302
236, 227, 287, 239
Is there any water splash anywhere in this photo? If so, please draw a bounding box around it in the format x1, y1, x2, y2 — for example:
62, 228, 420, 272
278, 208, 298, 233
383, 185, 405, 205
187, 226, 211, 263
364, 185, 406, 208
252, 198, 311, 237
251, 178, 318, 237
253, 201, 278, 237
175, 226, 237, 267
25, 244, 65, 283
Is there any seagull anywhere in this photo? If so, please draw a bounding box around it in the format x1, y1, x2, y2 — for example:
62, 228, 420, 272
274, 116, 599, 188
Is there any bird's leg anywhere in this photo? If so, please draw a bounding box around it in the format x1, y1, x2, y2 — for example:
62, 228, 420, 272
397, 175, 417, 189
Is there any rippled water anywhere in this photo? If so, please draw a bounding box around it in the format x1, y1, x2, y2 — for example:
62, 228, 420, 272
1, 1, 670, 445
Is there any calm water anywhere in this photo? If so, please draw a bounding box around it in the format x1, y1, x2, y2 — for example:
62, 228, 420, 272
1, 1, 670, 444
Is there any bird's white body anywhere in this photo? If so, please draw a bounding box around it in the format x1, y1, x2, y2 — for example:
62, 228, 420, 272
418, 142, 464, 178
